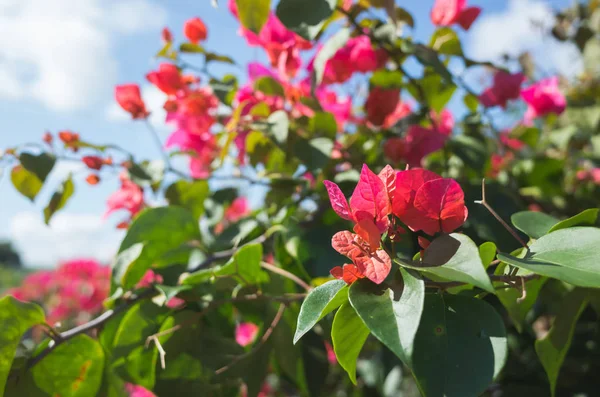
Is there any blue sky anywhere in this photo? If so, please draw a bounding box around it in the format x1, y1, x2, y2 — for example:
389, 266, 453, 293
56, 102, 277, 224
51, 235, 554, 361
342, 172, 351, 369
0, 0, 577, 267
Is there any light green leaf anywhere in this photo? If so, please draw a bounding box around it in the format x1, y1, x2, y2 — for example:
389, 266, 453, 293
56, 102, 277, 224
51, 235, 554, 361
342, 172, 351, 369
548, 208, 599, 233
114, 207, 201, 289
535, 288, 589, 397
0, 296, 45, 395
10, 165, 43, 201
254, 76, 285, 97
479, 242, 497, 269
308, 112, 337, 139
312, 28, 350, 85
44, 174, 74, 224
293, 279, 347, 344
276, 0, 336, 40
497, 227, 600, 288
332, 303, 369, 385
236, 0, 270, 34
412, 294, 507, 396
179, 43, 205, 53
349, 269, 424, 366
165, 180, 209, 220
430, 27, 462, 56
215, 243, 269, 285
511, 211, 559, 239
268, 110, 289, 144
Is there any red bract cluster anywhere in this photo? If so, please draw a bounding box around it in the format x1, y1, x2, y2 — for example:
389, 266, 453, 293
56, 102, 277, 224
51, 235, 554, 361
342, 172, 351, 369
115, 84, 150, 120
325, 164, 468, 284
183, 17, 208, 44
7, 259, 110, 325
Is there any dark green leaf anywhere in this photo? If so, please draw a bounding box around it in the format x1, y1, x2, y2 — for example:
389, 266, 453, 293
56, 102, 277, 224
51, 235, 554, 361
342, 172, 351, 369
395, 7, 414, 28
511, 211, 559, 239
128, 160, 164, 190
114, 207, 201, 289
548, 208, 599, 233
447, 135, 488, 170
309, 112, 338, 139
19, 152, 56, 183
165, 180, 209, 220
205, 52, 236, 64
44, 174, 74, 224
276, 0, 336, 40
497, 227, 600, 288
236, 0, 270, 34
411, 294, 507, 396
293, 137, 333, 172
332, 303, 369, 384
535, 288, 590, 397
414, 44, 454, 83
254, 76, 285, 97
294, 279, 348, 344
10, 165, 43, 201
349, 269, 424, 365
179, 43, 205, 53
0, 296, 45, 394
312, 28, 350, 85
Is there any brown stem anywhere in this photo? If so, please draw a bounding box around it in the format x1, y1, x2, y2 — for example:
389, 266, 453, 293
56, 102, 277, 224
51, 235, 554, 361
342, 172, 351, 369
260, 262, 313, 292
426, 273, 540, 290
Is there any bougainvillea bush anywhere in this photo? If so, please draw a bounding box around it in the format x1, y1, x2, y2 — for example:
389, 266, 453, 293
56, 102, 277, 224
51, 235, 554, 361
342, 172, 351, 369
2, 0, 600, 396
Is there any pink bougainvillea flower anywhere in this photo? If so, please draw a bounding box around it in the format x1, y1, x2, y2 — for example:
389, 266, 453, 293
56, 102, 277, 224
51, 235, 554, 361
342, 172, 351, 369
382, 101, 412, 129
236, 322, 260, 347
115, 84, 149, 119
480, 71, 526, 109
125, 383, 157, 397
224, 197, 251, 222
384, 137, 407, 164
105, 177, 144, 219
146, 63, 185, 95
136, 269, 163, 289
521, 76, 567, 123
324, 341, 338, 365
500, 131, 525, 151
403, 125, 449, 166
331, 230, 391, 284
365, 87, 400, 127
431, 109, 455, 135
431, 0, 481, 30
184, 17, 208, 44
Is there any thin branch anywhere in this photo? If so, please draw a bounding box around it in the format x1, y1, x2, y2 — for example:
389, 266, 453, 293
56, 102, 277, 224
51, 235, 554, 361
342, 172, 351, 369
474, 179, 528, 249
215, 303, 286, 376
143, 119, 190, 180
426, 273, 540, 290
260, 262, 313, 292
516, 276, 527, 303
146, 335, 167, 369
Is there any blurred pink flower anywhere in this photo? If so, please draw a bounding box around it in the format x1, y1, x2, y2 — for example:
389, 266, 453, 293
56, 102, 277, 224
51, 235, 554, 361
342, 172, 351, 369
225, 197, 251, 222
521, 77, 566, 124
146, 63, 184, 96
324, 341, 337, 365
480, 71, 526, 108
136, 269, 164, 289
125, 383, 156, 397
235, 322, 260, 347
431, 0, 481, 30
105, 179, 145, 219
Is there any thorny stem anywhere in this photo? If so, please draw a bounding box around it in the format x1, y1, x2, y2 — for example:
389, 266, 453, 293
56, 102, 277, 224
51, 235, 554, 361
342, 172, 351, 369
474, 179, 528, 249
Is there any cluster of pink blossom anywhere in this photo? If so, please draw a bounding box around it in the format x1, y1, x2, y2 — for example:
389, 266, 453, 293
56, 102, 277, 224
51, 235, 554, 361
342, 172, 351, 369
214, 197, 251, 234
7, 259, 110, 326
104, 171, 145, 228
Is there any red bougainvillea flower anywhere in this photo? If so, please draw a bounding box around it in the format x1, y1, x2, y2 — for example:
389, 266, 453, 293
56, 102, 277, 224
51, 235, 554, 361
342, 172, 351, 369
365, 87, 400, 127
104, 174, 144, 219
146, 63, 185, 95
382, 101, 412, 129
331, 230, 391, 284
82, 156, 105, 170
86, 174, 100, 185
488, 152, 515, 178
115, 84, 149, 119
330, 263, 365, 285
235, 322, 260, 347
184, 17, 208, 44
161, 27, 173, 43
480, 71, 526, 108
58, 131, 80, 150
499, 131, 525, 151
431, 0, 481, 30
521, 76, 567, 124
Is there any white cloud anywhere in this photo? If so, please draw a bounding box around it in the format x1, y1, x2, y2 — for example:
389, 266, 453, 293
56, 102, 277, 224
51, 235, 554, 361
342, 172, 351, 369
466, 0, 583, 79
105, 84, 170, 131
0, 0, 167, 111
9, 211, 124, 268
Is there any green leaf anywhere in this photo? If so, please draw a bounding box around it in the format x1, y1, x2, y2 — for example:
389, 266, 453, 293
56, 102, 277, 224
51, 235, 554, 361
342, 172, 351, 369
511, 211, 559, 239
215, 243, 269, 285
236, 0, 270, 34
294, 279, 348, 344
10, 165, 43, 201
548, 208, 599, 233
205, 51, 235, 65
429, 27, 462, 56
308, 112, 337, 139
399, 234, 494, 293
411, 294, 507, 397
276, 0, 336, 40
293, 137, 333, 172
19, 152, 56, 182
312, 27, 350, 85
114, 207, 201, 289
497, 227, 600, 288
370, 70, 404, 89
44, 174, 74, 224
332, 303, 369, 384
165, 180, 209, 220
179, 42, 205, 53
447, 135, 488, 170
127, 160, 164, 190
268, 110, 289, 144
254, 76, 285, 97
413, 44, 453, 83
583, 37, 600, 78
26, 335, 104, 397
0, 296, 45, 395
349, 269, 424, 365
479, 242, 497, 269
463, 93, 479, 112
535, 288, 589, 397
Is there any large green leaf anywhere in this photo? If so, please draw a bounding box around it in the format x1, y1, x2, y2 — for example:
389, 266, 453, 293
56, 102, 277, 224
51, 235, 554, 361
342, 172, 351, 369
114, 207, 201, 289
215, 243, 269, 285
411, 294, 507, 397
236, 0, 270, 34
0, 296, 45, 395
511, 211, 559, 239
44, 174, 74, 224
311, 27, 350, 85
332, 303, 369, 385
19, 152, 56, 182
348, 269, 424, 366
548, 208, 599, 233
293, 279, 347, 343
28, 335, 104, 397
276, 0, 336, 40
497, 227, 600, 288
535, 288, 590, 397
10, 166, 43, 201
165, 180, 209, 220
399, 234, 494, 293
